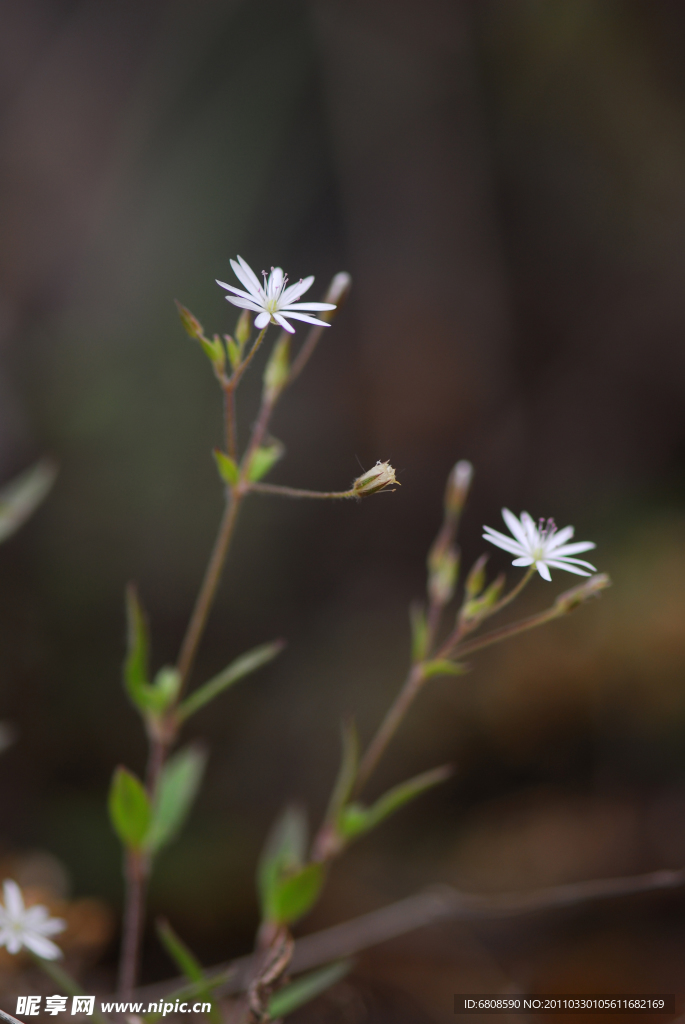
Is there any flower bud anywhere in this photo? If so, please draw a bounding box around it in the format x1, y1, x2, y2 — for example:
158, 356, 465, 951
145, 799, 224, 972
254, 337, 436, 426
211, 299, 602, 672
263, 336, 290, 403
428, 543, 460, 607
352, 461, 398, 497
464, 554, 488, 599
444, 460, 473, 520
235, 309, 252, 345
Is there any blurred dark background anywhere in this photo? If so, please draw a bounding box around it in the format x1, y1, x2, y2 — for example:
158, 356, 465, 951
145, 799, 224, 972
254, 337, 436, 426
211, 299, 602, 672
1, 0, 685, 1019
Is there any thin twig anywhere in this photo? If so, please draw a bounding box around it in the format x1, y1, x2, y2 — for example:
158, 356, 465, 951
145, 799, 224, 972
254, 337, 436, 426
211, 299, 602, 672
131, 868, 685, 1003
250, 482, 356, 501
355, 663, 424, 794
287, 273, 352, 386
117, 851, 148, 1000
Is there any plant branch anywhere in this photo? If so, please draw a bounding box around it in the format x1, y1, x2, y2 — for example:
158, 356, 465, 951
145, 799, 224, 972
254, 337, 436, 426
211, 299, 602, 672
117, 850, 148, 1001
286, 273, 351, 387
355, 663, 424, 794
131, 867, 685, 1004
250, 482, 357, 501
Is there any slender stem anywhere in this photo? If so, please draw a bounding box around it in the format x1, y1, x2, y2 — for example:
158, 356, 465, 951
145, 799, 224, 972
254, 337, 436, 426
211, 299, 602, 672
225, 386, 238, 462
117, 851, 148, 1000
449, 566, 536, 649
486, 566, 535, 617
286, 273, 352, 386
443, 603, 563, 660
34, 957, 110, 1024
250, 482, 356, 501
231, 327, 268, 388
176, 491, 242, 690
355, 663, 425, 794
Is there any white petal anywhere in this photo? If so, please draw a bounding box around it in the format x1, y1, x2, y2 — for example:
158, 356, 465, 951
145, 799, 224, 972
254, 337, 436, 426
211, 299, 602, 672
555, 556, 597, 570
231, 258, 263, 299
273, 313, 296, 333
551, 541, 596, 556
520, 512, 539, 546
217, 282, 261, 302
225, 296, 264, 313
482, 527, 525, 556
535, 561, 552, 581
3, 933, 22, 954
511, 556, 534, 566
254, 312, 270, 329
547, 525, 574, 548
501, 509, 530, 547
544, 560, 591, 576
281, 301, 337, 311
22, 932, 62, 959
3, 880, 24, 917
277, 312, 330, 326
269, 267, 284, 294
281, 276, 314, 304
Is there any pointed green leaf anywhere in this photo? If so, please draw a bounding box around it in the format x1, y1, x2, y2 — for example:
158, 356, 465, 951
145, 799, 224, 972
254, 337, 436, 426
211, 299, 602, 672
156, 919, 221, 1024
109, 767, 151, 850
268, 862, 325, 926
225, 335, 242, 371
213, 449, 240, 488
124, 585, 151, 712
0, 460, 57, 544
339, 764, 453, 841
177, 640, 284, 721
325, 720, 358, 828
145, 745, 207, 855
422, 659, 467, 680
258, 805, 308, 921
247, 440, 285, 482
269, 960, 352, 1019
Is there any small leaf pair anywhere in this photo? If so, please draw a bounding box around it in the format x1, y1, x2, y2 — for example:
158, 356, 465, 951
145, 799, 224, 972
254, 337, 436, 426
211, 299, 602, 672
213, 441, 284, 489
108, 745, 206, 856
257, 807, 325, 927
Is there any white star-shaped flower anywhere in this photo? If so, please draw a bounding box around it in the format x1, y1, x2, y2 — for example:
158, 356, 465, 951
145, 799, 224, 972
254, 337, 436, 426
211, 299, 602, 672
216, 256, 337, 334
483, 509, 597, 582
0, 879, 66, 959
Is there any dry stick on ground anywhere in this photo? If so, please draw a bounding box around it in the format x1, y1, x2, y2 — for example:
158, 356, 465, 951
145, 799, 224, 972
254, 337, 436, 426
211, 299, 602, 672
132, 867, 685, 1003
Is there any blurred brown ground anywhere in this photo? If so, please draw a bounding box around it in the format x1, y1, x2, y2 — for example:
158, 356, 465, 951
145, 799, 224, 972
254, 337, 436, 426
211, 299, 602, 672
0, 0, 685, 1019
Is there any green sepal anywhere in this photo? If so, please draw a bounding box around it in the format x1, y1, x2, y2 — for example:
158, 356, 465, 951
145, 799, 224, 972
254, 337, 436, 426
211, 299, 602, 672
409, 603, 429, 663
224, 335, 242, 371
177, 640, 284, 721
460, 574, 505, 622
247, 440, 285, 483
148, 667, 182, 714
175, 303, 225, 373
0, 460, 57, 545
175, 302, 204, 340
213, 449, 240, 488
145, 745, 207, 855
268, 961, 352, 1019
338, 764, 453, 842
156, 919, 221, 1024
325, 720, 359, 829
235, 310, 251, 345
263, 336, 290, 402
464, 554, 488, 599
421, 659, 466, 680
267, 862, 325, 926
109, 767, 152, 850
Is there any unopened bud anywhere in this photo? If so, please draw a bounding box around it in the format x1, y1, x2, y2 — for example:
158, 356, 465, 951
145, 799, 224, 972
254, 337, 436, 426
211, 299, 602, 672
235, 309, 252, 346
554, 573, 611, 614
175, 301, 205, 340
263, 336, 290, 402
325, 272, 352, 310
460, 573, 505, 622
465, 554, 488, 599
445, 460, 473, 520
352, 461, 398, 497
428, 544, 460, 607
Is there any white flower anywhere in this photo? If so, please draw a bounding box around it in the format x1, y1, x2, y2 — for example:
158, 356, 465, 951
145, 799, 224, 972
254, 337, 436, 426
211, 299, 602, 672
0, 879, 66, 959
483, 509, 597, 582
216, 256, 337, 334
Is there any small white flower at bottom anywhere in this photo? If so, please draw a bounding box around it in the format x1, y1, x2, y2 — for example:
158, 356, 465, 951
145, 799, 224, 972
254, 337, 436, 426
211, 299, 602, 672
216, 255, 337, 334
0, 879, 66, 959
483, 509, 597, 582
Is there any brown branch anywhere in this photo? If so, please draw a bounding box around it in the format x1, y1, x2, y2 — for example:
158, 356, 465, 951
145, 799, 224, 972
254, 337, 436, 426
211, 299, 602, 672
131, 868, 685, 1003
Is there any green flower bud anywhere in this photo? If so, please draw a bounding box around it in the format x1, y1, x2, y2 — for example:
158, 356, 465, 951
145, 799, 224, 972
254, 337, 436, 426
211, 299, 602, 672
352, 461, 398, 497
444, 460, 473, 520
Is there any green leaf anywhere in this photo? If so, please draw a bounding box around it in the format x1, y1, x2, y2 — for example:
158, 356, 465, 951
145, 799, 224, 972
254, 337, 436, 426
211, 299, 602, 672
156, 919, 221, 1024
124, 585, 150, 709
109, 767, 151, 850
269, 961, 352, 1019
177, 640, 284, 721
145, 745, 207, 855
409, 603, 428, 662
213, 449, 240, 488
325, 720, 358, 828
225, 335, 242, 371
0, 460, 57, 544
339, 764, 453, 841
422, 659, 466, 680
258, 805, 308, 920
268, 862, 325, 926
247, 440, 284, 482
263, 336, 290, 401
